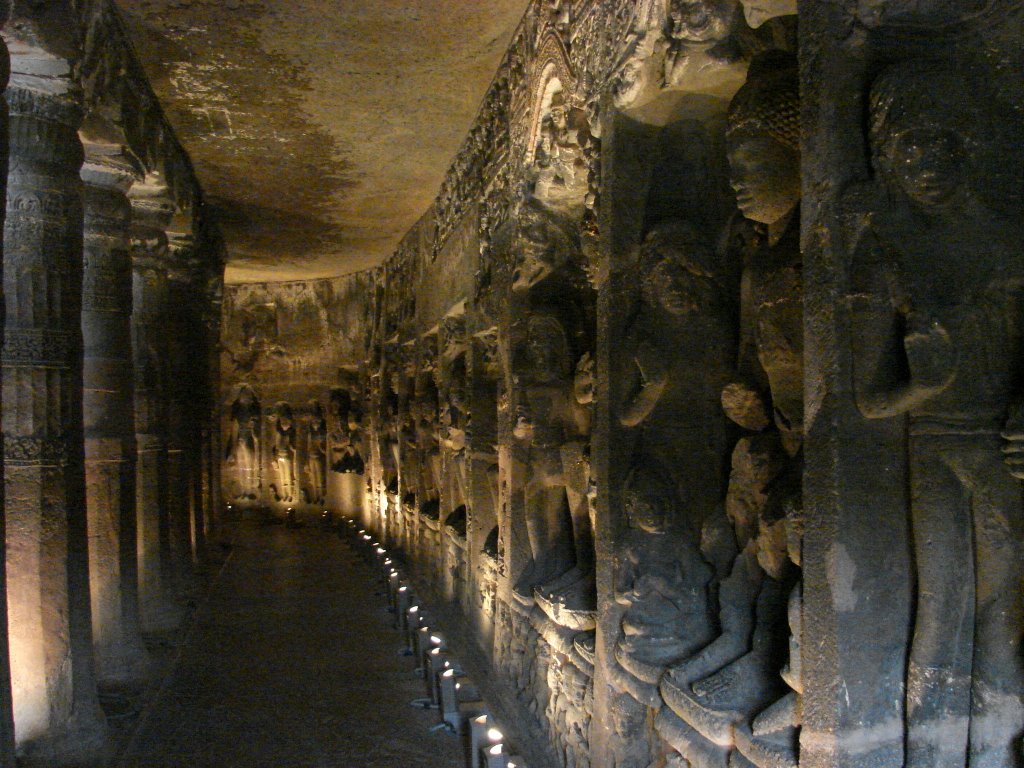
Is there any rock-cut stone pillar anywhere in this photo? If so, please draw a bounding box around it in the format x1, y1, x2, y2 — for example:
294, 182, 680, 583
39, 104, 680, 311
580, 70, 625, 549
129, 179, 181, 633
81, 142, 150, 685
3, 73, 107, 761
165, 241, 200, 591
0, 25, 18, 768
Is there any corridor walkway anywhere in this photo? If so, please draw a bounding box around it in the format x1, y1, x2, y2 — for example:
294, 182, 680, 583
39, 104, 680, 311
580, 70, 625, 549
117, 520, 464, 768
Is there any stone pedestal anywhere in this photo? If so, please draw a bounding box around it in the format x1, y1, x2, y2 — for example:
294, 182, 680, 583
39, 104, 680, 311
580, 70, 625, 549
129, 180, 180, 633
3, 77, 106, 762
81, 143, 150, 686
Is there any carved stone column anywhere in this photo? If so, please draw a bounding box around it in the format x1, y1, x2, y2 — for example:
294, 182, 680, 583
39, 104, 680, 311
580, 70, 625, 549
80, 142, 150, 686
204, 269, 224, 538
0, 24, 17, 768
128, 179, 180, 632
166, 240, 199, 587
2, 69, 106, 760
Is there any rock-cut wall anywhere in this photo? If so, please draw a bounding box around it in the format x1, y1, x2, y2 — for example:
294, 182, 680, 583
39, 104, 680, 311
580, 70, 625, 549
220, 2, 1024, 767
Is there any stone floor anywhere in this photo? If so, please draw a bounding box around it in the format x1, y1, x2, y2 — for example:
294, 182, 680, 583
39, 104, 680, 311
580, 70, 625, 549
115, 519, 465, 767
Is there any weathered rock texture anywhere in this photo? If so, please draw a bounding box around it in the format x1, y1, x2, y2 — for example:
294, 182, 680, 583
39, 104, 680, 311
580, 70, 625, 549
113, 0, 530, 282
218, 2, 1024, 768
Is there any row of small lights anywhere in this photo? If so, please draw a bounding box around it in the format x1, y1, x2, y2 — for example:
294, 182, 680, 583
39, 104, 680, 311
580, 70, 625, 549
341, 516, 525, 768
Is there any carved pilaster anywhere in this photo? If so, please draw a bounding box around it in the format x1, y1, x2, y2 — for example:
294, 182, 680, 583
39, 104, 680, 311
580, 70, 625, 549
165, 240, 200, 589
0, 30, 16, 768
80, 141, 150, 686
3, 73, 107, 761
202, 269, 224, 536
128, 178, 180, 632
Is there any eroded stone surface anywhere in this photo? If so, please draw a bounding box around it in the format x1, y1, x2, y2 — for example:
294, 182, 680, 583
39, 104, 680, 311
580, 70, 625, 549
114, 0, 530, 282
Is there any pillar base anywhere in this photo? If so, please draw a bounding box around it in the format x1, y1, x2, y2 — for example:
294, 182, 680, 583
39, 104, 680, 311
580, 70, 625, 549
16, 709, 107, 768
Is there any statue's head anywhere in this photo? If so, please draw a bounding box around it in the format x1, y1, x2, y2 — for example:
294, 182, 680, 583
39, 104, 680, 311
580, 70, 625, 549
726, 52, 800, 225
308, 400, 325, 425
622, 463, 675, 534
523, 313, 572, 383
869, 61, 975, 211
667, 0, 738, 43
236, 384, 255, 405
274, 402, 294, 430
638, 221, 718, 317
511, 197, 577, 292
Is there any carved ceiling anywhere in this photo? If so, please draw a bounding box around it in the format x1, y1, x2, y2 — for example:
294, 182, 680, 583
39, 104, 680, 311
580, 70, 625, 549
114, 0, 529, 283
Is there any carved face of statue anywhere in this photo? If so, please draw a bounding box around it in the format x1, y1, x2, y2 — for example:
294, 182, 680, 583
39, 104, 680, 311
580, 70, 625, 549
613, 56, 649, 108
728, 137, 800, 225
641, 257, 708, 316
525, 317, 570, 384
512, 218, 556, 291
668, 0, 737, 43
623, 487, 668, 535
738, 0, 796, 27
876, 126, 966, 209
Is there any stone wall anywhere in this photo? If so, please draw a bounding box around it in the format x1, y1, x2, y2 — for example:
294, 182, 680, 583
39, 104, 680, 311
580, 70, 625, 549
218, 1, 1024, 767
220, 273, 373, 516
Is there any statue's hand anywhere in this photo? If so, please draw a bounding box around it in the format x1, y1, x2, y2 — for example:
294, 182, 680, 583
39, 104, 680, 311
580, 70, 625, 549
903, 313, 955, 394
513, 407, 534, 441
1001, 401, 1024, 480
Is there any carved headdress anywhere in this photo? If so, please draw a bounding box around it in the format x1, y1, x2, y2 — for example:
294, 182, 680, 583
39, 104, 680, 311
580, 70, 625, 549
868, 59, 979, 155
726, 51, 800, 151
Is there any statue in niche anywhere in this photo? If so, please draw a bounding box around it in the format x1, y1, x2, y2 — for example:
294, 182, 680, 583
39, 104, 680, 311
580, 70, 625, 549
611, 462, 715, 708
305, 400, 327, 504
511, 312, 594, 627
618, 221, 735, 461
269, 402, 298, 504
511, 196, 581, 294
657, 51, 803, 763
329, 388, 365, 474
847, 59, 1024, 768
226, 384, 261, 499
663, 0, 740, 89
439, 352, 469, 510
533, 88, 592, 206
726, 50, 802, 453
414, 374, 442, 511
379, 375, 401, 496
658, 451, 795, 762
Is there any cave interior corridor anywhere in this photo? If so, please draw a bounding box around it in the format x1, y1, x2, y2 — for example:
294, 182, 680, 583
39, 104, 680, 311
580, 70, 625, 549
0, 0, 1019, 767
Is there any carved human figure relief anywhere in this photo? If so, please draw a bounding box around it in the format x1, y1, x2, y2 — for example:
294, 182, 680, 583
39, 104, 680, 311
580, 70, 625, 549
664, 0, 740, 88
726, 50, 802, 454
511, 312, 593, 626
305, 400, 327, 504
655, 52, 803, 767
611, 462, 715, 708
329, 388, 365, 474
269, 402, 298, 504
226, 384, 261, 499
848, 59, 1024, 768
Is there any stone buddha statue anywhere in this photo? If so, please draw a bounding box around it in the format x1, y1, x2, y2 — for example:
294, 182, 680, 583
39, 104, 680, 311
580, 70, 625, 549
848, 59, 1024, 768
726, 50, 802, 454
